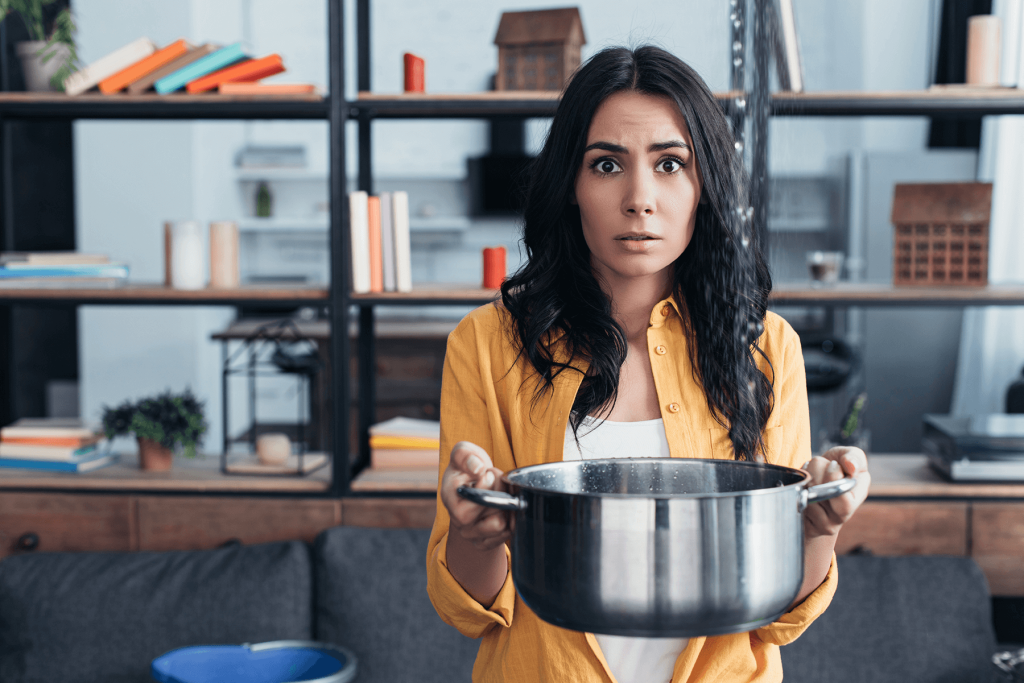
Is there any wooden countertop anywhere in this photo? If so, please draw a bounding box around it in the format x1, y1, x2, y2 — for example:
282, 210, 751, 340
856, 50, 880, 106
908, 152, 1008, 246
866, 454, 1024, 499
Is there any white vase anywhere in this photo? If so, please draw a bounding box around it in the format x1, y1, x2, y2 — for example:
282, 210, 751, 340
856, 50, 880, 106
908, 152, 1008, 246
170, 221, 206, 290
16, 41, 71, 92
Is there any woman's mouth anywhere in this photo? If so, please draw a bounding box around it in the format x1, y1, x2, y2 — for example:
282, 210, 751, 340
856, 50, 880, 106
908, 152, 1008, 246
615, 232, 660, 241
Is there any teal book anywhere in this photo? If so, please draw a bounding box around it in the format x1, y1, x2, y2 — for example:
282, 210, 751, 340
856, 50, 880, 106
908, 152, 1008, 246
0, 451, 117, 472
154, 42, 247, 94
0, 264, 129, 279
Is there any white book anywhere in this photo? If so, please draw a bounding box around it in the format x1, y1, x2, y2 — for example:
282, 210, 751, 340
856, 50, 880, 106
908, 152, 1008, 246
369, 416, 440, 439
380, 192, 397, 292
999, 0, 1024, 87
63, 37, 157, 96
0, 441, 105, 462
775, 0, 803, 93
392, 191, 413, 293
348, 191, 371, 294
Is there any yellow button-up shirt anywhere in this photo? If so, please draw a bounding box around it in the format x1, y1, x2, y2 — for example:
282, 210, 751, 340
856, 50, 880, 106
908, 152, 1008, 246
427, 297, 837, 682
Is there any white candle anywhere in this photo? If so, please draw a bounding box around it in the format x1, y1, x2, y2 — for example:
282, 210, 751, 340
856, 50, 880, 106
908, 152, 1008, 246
170, 220, 205, 290
967, 15, 1002, 86
209, 220, 239, 288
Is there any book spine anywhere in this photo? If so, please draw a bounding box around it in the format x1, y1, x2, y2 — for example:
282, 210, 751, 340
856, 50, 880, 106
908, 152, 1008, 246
392, 191, 413, 292
367, 195, 384, 293
155, 43, 245, 94
380, 192, 397, 292
64, 38, 157, 95
349, 191, 371, 294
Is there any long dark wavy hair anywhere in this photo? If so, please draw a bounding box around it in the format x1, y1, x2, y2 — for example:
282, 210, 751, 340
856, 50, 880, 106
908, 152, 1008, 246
500, 45, 774, 461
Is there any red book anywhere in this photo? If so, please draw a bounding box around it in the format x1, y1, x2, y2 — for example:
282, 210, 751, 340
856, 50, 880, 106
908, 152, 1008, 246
185, 54, 284, 94
403, 53, 425, 92
367, 196, 383, 293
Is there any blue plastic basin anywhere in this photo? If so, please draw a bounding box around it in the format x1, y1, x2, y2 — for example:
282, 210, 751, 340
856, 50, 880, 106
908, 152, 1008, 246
152, 641, 357, 683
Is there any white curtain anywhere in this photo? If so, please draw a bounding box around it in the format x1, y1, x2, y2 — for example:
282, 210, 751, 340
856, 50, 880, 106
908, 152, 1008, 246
950, 0, 1024, 415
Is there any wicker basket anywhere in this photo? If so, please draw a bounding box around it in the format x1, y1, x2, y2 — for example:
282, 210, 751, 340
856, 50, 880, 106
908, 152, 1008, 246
891, 183, 992, 286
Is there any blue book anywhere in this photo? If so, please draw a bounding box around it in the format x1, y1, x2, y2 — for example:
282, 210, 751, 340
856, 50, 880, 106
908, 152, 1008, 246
0, 264, 129, 279
154, 42, 247, 94
0, 452, 118, 472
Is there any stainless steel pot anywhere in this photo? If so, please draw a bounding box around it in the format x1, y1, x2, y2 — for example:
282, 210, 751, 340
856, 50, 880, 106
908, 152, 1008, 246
457, 458, 855, 638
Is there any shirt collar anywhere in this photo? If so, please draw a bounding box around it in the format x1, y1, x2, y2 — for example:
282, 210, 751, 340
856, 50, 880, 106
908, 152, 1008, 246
536, 292, 685, 345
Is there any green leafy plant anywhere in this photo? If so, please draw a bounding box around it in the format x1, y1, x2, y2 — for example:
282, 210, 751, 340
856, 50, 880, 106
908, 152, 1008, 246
1, 0, 80, 90
102, 389, 208, 458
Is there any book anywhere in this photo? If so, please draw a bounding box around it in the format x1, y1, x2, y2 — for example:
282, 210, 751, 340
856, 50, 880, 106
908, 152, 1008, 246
772, 0, 803, 93
154, 42, 247, 94
367, 195, 384, 293
128, 43, 218, 94
349, 191, 371, 293
369, 416, 440, 442
0, 442, 100, 461
380, 192, 397, 292
218, 82, 317, 95
98, 38, 192, 94
391, 191, 413, 292
0, 451, 117, 472
0, 277, 124, 289
1, 418, 98, 440
371, 448, 439, 470
1, 435, 101, 448
186, 54, 285, 94
64, 37, 157, 96
0, 263, 129, 279
0, 252, 110, 266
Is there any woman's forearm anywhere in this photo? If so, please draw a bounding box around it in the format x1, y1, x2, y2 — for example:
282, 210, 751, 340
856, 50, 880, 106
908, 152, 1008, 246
446, 530, 509, 607
792, 531, 838, 606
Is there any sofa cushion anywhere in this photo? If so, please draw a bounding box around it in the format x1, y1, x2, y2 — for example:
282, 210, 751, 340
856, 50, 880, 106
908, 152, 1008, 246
314, 526, 478, 682
0, 540, 312, 683
780, 554, 997, 683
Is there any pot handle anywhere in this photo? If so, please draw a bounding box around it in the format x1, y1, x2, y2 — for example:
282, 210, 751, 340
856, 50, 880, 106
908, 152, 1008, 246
456, 486, 527, 511
799, 476, 857, 513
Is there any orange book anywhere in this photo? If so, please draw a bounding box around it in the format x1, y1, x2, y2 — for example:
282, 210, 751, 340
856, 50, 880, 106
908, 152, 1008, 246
1, 435, 101, 448
99, 39, 192, 94
367, 195, 383, 293
185, 54, 284, 94
218, 82, 317, 95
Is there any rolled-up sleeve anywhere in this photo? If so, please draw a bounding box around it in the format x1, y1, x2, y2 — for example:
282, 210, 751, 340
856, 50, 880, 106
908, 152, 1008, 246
426, 308, 518, 639
753, 313, 838, 645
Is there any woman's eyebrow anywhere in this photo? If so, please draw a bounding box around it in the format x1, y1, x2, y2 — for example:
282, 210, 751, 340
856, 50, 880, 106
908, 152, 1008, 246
583, 141, 628, 154
649, 140, 690, 152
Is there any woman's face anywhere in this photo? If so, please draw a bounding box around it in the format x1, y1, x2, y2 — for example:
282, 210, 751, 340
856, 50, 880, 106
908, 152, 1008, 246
574, 90, 703, 288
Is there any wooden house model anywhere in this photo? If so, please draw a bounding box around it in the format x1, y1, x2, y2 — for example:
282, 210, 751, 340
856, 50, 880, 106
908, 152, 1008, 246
494, 7, 586, 91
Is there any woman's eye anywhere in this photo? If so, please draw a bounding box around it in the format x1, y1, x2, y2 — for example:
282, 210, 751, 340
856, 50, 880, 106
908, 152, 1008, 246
591, 158, 621, 174
658, 158, 684, 173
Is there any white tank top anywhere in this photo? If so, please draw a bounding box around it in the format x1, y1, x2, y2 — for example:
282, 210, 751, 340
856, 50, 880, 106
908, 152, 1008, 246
563, 416, 687, 683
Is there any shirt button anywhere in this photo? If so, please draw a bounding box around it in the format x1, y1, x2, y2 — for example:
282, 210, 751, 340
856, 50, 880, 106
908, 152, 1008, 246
668, 402, 680, 413
655, 345, 667, 355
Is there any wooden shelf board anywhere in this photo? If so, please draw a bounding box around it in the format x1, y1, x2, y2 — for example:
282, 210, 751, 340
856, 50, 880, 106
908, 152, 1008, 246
866, 454, 1024, 499
350, 285, 499, 305
0, 283, 328, 304
772, 283, 1024, 306
0, 452, 332, 493
0, 92, 327, 120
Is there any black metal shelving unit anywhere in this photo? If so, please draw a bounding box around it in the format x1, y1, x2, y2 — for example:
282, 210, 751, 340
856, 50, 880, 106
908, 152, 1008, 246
5, 0, 1024, 498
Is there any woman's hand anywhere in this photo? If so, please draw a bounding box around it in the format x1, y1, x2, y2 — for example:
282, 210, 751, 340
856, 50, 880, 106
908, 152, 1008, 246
441, 441, 512, 551
802, 447, 871, 538
791, 447, 871, 606
441, 441, 512, 606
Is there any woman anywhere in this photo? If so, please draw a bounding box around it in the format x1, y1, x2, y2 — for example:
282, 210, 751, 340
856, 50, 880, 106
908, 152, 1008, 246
427, 46, 870, 683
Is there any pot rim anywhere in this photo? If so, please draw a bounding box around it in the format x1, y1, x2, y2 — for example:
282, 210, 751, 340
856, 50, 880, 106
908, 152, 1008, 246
501, 457, 813, 500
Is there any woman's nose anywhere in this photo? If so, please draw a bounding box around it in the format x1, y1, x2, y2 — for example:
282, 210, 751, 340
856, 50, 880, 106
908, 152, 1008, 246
622, 171, 655, 216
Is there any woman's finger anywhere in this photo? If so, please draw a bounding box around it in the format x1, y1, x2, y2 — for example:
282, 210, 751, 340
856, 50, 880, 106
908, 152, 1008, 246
449, 441, 495, 477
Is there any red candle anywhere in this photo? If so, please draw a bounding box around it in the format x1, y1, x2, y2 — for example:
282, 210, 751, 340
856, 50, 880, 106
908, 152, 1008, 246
404, 53, 425, 92
483, 246, 507, 289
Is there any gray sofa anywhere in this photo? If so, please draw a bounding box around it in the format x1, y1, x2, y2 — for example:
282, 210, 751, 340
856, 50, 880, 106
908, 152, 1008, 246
0, 527, 1001, 682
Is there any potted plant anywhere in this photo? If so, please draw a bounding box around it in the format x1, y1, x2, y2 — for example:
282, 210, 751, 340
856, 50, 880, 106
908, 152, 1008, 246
2, 0, 78, 91
102, 389, 208, 472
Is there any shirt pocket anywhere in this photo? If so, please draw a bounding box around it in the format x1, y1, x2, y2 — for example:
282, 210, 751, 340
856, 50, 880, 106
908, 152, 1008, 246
708, 424, 784, 463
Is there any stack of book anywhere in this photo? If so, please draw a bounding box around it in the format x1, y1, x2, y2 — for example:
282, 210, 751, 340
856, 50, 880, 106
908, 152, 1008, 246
63, 38, 317, 96
0, 252, 128, 289
368, 417, 440, 470
349, 191, 413, 294
0, 418, 116, 472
